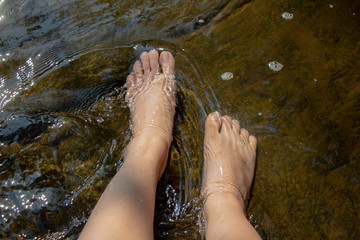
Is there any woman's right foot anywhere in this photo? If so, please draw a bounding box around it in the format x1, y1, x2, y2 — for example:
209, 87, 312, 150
201, 112, 261, 240
201, 111, 257, 212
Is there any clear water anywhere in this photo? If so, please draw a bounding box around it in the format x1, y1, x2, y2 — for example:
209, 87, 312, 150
0, 0, 359, 239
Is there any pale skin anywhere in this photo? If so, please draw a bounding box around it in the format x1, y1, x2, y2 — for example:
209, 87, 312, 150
79, 50, 261, 240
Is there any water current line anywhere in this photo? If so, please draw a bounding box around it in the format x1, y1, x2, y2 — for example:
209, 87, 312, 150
0, 42, 133, 110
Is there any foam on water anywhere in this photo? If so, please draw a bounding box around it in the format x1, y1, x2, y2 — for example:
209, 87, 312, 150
268, 61, 284, 72
220, 72, 234, 80
282, 12, 293, 20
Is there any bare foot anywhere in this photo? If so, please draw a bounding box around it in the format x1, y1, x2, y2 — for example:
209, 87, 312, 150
125, 49, 176, 145
124, 50, 176, 179
79, 51, 176, 240
201, 111, 257, 210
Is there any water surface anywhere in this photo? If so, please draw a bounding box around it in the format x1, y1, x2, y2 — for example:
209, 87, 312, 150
0, 0, 359, 239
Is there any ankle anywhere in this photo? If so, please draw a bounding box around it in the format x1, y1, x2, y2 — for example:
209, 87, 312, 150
124, 132, 170, 178
133, 128, 173, 148
203, 192, 247, 221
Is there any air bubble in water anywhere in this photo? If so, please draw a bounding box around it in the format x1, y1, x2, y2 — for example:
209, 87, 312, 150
282, 12, 293, 20
268, 61, 283, 72
221, 72, 234, 80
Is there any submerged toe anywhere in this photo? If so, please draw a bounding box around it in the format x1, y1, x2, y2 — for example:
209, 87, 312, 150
149, 49, 159, 75
220, 116, 232, 133
249, 135, 257, 148
205, 112, 222, 136
160, 51, 175, 76
125, 73, 136, 87
140, 52, 151, 75
125, 74, 136, 100
232, 119, 240, 133
240, 128, 250, 142
133, 60, 143, 79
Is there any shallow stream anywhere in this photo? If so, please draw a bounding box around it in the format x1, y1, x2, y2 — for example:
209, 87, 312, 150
0, 0, 359, 239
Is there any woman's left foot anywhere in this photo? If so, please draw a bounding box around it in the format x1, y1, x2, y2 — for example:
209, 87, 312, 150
124, 50, 176, 179
125, 49, 176, 146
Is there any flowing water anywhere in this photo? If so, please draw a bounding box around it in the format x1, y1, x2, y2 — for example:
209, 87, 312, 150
0, 0, 359, 239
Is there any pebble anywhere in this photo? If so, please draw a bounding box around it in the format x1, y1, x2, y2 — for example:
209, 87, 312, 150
329, 4, 334, 8
198, 19, 205, 24
282, 12, 293, 20
220, 72, 234, 80
268, 61, 283, 72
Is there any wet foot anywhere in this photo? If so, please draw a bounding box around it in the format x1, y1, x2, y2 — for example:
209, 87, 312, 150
201, 111, 257, 211
124, 49, 176, 179
125, 49, 176, 145
79, 51, 176, 239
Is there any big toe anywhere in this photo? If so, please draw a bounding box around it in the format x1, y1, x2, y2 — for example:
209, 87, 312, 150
205, 112, 222, 137
160, 51, 175, 76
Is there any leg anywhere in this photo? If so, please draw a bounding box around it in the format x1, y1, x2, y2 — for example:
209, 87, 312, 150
201, 112, 261, 240
79, 49, 176, 240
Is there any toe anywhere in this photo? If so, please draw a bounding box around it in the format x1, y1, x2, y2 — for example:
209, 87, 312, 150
232, 119, 240, 133
125, 74, 136, 100
205, 111, 222, 137
149, 49, 159, 75
140, 52, 151, 75
125, 73, 136, 88
133, 60, 143, 80
220, 115, 232, 133
160, 51, 176, 95
249, 135, 257, 148
240, 128, 250, 142
160, 51, 175, 76
223, 115, 232, 122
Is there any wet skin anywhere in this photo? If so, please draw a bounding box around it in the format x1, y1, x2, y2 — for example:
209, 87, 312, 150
202, 112, 261, 240
79, 50, 177, 240
202, 112, 257, 207
124, 49, 176, 178
125, 49, 176, 146
79, 50, 260, 240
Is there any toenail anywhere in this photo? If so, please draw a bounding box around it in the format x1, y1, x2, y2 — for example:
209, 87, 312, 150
149, 49, 157, 54
162, 52, 170, 62
210, 111, 220, 121
237, 141, 245, 147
